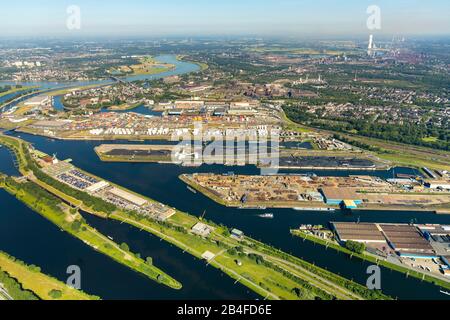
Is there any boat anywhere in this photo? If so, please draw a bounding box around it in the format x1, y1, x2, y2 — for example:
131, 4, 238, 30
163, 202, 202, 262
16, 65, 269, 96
238, 206, 266, 210
293, 207, 335, 212
258, 213, 274, 219
107, 236, 114, 241
187, 186, 197, 194
440, 290, 450, 296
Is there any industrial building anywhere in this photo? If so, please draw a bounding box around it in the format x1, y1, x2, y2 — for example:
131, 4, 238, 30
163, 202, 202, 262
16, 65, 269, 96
24, 95, 50, 106
331, 222, 386, 244
174, 100, 205, 109
320, 187, 363, 208
191, 222, 214, 238
380, 224, 436, 259
107, 187, 148, 207
332, 222, 437, 259
86, 181, 110, 193
231, 229, 244, 240
424, 180, 450, 190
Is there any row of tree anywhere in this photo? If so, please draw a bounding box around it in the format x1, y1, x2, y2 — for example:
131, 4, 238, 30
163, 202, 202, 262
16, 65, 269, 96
283, 104, 449, 151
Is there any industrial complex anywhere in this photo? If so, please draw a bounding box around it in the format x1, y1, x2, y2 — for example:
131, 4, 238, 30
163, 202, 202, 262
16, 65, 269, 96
298, 221, 450, 280
38, 154, 175, 221
180, 173, 450, 212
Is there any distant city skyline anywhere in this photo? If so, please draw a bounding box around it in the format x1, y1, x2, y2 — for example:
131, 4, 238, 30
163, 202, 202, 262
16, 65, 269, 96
1, 0, 450, 37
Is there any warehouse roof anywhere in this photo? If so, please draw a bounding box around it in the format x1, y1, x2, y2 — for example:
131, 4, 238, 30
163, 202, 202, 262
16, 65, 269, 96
108, 187, 148, 206
332, 222, 385, 242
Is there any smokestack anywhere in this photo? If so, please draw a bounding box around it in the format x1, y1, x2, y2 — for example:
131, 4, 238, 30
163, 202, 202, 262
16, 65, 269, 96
368, 34, 374, 50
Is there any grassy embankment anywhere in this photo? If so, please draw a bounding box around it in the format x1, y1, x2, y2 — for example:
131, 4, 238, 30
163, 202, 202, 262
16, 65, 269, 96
0, 251, 97, 300
0, 175, 181, 290
281, 110, 312, 133
177, 55, 209, 71
291, 229, 450, 291
113, 209, 390, 300
0, 137, 182, 290
0, 134, 391, 300
0, 86, 37, 98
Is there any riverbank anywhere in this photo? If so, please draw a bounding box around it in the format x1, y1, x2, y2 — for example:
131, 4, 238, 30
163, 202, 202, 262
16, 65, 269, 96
0, 175, 182, 290
177, 55, 209, 71
291, 229, 450, 291
0, 86, 37, 98
0, 135, 182, 290
0, 251, 97, 300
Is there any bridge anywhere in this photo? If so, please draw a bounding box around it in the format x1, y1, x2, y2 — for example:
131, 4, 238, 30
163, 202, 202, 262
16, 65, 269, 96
110, 76, 139, 89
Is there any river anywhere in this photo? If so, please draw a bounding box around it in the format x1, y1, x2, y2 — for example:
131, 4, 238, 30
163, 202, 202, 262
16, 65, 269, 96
0, 55, 200, 89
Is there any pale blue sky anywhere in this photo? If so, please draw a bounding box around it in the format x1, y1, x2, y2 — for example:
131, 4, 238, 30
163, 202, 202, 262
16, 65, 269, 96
1, 0, 449, 37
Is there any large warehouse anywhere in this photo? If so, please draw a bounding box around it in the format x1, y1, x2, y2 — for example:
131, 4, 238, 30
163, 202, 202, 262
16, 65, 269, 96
320, 187, 363, 208
24, 95, 50, 106
331, 222, 386, 244
379, 224, 436, 259
332, 222, 437, 259
108, 187, 148, 207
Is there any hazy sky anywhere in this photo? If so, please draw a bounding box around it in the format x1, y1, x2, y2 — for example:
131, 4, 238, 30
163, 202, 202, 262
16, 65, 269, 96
1, 0, 449, 37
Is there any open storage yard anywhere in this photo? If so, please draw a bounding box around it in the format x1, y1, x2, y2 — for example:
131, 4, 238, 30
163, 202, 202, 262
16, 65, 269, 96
181, 173, 450, 212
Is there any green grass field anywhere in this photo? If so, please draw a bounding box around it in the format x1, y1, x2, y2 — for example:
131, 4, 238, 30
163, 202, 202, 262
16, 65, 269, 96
0, 86, 36, 98
0, 251, 97, 300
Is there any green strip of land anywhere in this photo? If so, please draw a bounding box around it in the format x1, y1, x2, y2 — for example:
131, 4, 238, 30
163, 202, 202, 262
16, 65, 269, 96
0, 175, 181, 290
0, 136, 181, 291
0, 86, 37, 98
0, 251, 98, 300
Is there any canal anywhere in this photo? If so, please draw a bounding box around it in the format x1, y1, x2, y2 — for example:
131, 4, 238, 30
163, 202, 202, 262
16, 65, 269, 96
0, 157, 257, 300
